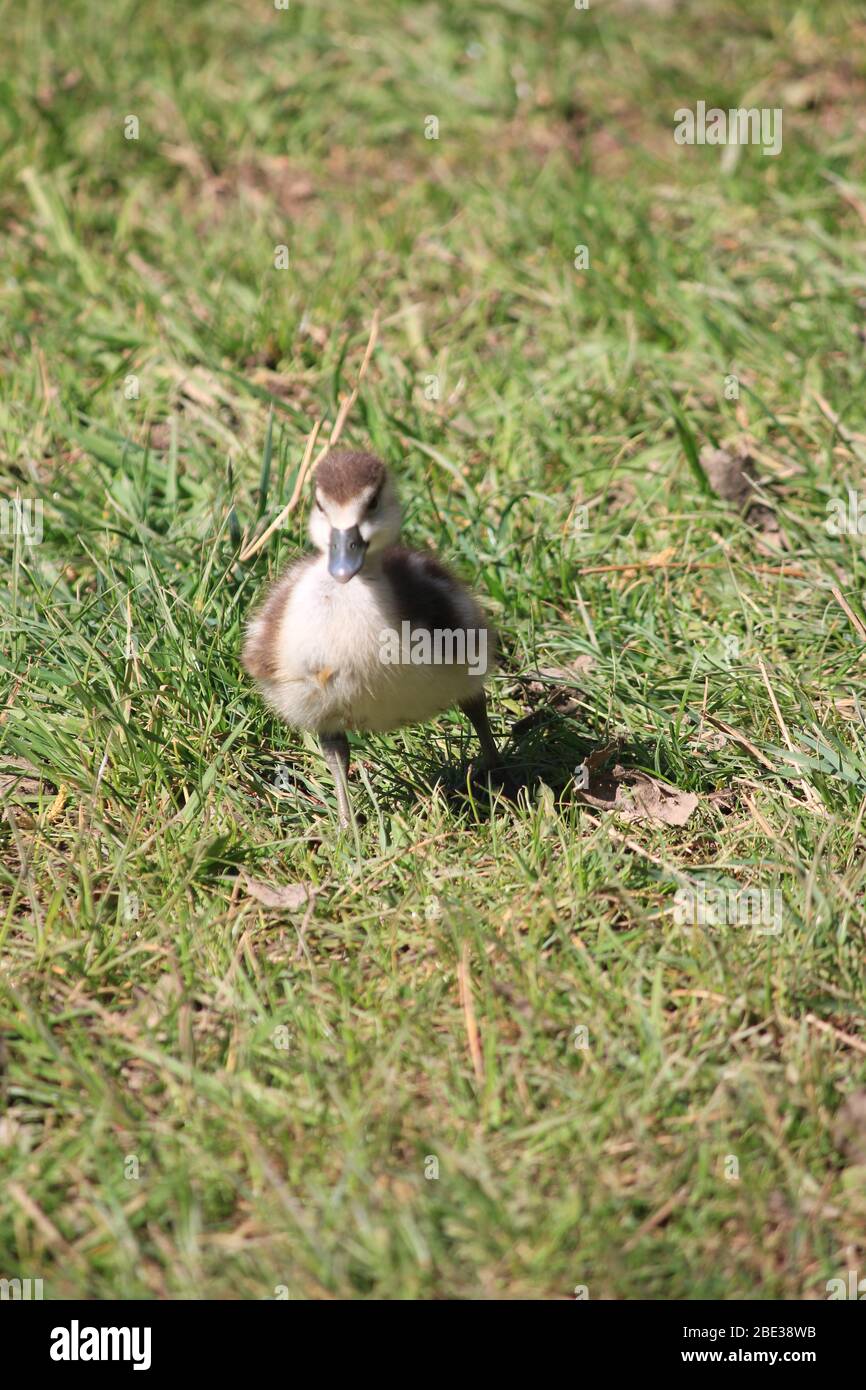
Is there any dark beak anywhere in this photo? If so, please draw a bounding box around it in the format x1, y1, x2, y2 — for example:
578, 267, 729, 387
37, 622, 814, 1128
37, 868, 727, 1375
328, 526, 367, 583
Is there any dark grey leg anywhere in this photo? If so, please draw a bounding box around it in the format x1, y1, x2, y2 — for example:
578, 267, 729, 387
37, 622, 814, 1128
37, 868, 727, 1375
320, 732, 353, 828
459, 691, 499, 770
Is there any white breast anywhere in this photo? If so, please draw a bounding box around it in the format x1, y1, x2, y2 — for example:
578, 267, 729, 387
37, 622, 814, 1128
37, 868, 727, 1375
254, 556, 488, 734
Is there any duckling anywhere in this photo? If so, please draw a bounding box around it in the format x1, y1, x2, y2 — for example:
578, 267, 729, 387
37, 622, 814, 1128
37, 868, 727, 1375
242, 449, 500, 826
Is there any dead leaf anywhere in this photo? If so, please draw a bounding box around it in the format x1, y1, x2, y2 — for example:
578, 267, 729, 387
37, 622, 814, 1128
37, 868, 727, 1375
585, 742, 617, 772
242, 874, 312, 911
631, 777, 699, 826
575, 761, 700, 827
700, 444, 755, 508
699, 444, 786, 547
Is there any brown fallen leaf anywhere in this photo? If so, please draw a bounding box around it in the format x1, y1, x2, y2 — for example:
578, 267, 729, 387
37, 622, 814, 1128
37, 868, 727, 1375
573, 742, 618, 779
575, 760, 700, 827
699, 444, 786, 549
242, 874, 312, 911
631, 777, 699, 826
700, 444, 755, 508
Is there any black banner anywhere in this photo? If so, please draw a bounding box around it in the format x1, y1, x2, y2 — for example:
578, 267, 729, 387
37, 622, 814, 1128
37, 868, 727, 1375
1, 1298, 859, 1375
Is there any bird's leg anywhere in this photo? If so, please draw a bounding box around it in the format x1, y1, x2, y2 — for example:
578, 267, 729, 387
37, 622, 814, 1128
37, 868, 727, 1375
320, 731, 353, 828
459, 692, 499, 771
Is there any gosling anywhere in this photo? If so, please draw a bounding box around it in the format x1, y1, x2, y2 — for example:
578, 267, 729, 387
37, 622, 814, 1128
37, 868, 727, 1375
242, 449, 500, 825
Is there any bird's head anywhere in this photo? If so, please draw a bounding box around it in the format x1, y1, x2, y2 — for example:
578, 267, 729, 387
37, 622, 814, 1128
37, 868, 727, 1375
309, 449, 402, 583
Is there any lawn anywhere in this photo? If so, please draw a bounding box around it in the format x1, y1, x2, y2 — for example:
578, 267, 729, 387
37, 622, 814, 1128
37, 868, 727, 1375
1, 0, 866, 1300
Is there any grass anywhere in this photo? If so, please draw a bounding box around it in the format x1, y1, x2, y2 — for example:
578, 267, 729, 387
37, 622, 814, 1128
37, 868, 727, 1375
2, 0, 866, 1299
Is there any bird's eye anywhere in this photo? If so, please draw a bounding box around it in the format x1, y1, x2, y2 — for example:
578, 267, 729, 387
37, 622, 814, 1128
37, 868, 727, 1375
367, 492, 380, 514
315, 497, 324, 512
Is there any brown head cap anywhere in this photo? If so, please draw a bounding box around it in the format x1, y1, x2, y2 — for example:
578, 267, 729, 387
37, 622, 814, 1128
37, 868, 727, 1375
315, 449, 385, 505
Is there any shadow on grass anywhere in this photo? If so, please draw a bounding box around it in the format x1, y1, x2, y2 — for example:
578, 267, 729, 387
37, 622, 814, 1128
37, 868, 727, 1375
401, 707, 720, 823
401, 710, 600, 820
